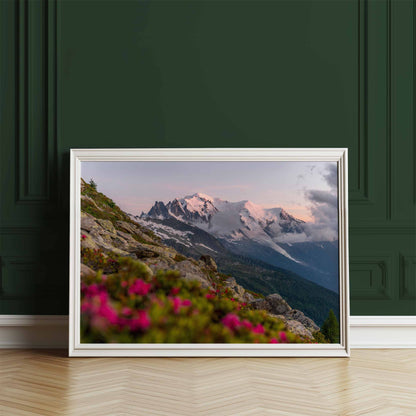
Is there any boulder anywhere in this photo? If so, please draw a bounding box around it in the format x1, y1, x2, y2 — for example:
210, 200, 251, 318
224, 277, 255, 302
81, 263, 96, 278
116, 221, 154, 243
147, 259, 176, 273
250, 293, 292, 315
81, 212, 98, 232
135, 247, 159, 259
285, 309, 320, 332
80, 232, 99, 250
270, 314, 314, 339
173, 260, 210, 288
199, 255, 218, 271
96, 219, 116, 234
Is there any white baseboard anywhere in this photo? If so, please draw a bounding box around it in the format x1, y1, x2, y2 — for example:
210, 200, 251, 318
0, 315, 68, 348
349, 316, 416, 348
0, 315, 415, 349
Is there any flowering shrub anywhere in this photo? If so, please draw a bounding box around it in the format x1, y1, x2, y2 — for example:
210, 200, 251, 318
81, 255, 308, 344
81, 247, 120, 274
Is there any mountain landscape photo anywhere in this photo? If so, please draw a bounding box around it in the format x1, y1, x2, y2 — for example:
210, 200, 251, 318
80, 160, 340, 344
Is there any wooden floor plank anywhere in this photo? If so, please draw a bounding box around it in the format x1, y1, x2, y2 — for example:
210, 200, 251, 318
0, 349, 415, 415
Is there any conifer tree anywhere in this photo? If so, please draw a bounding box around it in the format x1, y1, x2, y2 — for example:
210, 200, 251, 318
321, 309, 339, 343
89, 178, 97, 190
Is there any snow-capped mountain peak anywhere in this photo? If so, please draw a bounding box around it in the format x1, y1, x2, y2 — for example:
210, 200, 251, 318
182, 192, 215, 203
142, 193, 305, 248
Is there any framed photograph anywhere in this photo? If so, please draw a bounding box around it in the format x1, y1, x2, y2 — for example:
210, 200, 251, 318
69, 148, 349, 357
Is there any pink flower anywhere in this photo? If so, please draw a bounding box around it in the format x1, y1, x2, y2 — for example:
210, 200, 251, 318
128, 279, 151, 296
269, 338, 279, 344
81, 302, 90, 313
171, 297, 192, 314
279, 331, 288, 343
121, 281, 128, 288
81, 234, 86, 239
252, 324, 265, 334
221, 313, 241, 331
171, 287, 180, 295
127, 310, 151, 331
101, 274, 107, 281
98, 303, 118, 325
84, 284, 100, 297
241, 320, 253, 330
122, 307, 132, 316
98, 291, 108, 304
205, 293, 215, 299
172, 297, 182, 314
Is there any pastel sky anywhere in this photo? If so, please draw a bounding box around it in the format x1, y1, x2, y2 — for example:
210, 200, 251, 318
81, 161, 337, 223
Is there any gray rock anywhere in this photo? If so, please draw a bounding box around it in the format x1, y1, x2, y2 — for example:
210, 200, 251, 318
199, 255, 218, 271
224, 277, 255, 302
135, 247, 159, 259
80, 232, 99, 250
285, 309, 320, 332
96, 219, 116, 234
250, 293, 292, 315
270, 314, 314, 339
81, 212, 98, 232
173, 260, 210, 288
81, 263, 96, 278
116, 221, 154, 243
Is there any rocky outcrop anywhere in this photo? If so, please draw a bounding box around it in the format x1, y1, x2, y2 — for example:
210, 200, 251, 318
173, 260, 210, 288
250, 294, 292, 315
81, 263, 96, 278
199, 255, 218, 271
250, 294, 319, 338
223, 277, 255, 303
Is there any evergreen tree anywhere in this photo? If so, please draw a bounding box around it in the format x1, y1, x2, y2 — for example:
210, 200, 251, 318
89, 178, 97, 190
321, 309, 339, 343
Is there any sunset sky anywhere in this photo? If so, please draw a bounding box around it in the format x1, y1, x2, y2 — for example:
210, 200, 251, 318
81, 161, 337, 223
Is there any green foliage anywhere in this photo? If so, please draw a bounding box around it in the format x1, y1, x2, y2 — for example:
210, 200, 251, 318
312, 330, 328, 343
80, 254, 311, 344
81, 247, 120, 274
89, 178, 97, 190
173, 253, 187, 262
320, 309, 340, 343
245, 289, 265, 299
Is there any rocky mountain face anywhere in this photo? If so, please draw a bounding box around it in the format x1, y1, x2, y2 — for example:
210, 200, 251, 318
138, 193, 339, 292
81, 182, 321, 339
142, 193, 305, 243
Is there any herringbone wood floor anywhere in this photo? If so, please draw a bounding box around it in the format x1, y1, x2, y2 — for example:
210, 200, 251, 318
0, 350, 415, 416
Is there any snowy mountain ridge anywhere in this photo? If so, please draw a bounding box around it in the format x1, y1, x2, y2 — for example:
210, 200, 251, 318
140, 193, 307, 262
132, 193, 339, 292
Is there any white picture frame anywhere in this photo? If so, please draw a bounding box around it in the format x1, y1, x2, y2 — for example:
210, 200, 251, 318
69, 148, 349, 357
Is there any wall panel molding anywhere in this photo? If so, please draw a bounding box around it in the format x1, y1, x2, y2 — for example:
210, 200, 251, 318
350, 255, 393, 301
399, 254, 416, 300
16, 0, 57, 204
350, 0, 369, 202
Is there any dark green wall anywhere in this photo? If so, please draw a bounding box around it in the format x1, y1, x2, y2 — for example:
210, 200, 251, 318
1, 0, 415, 315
